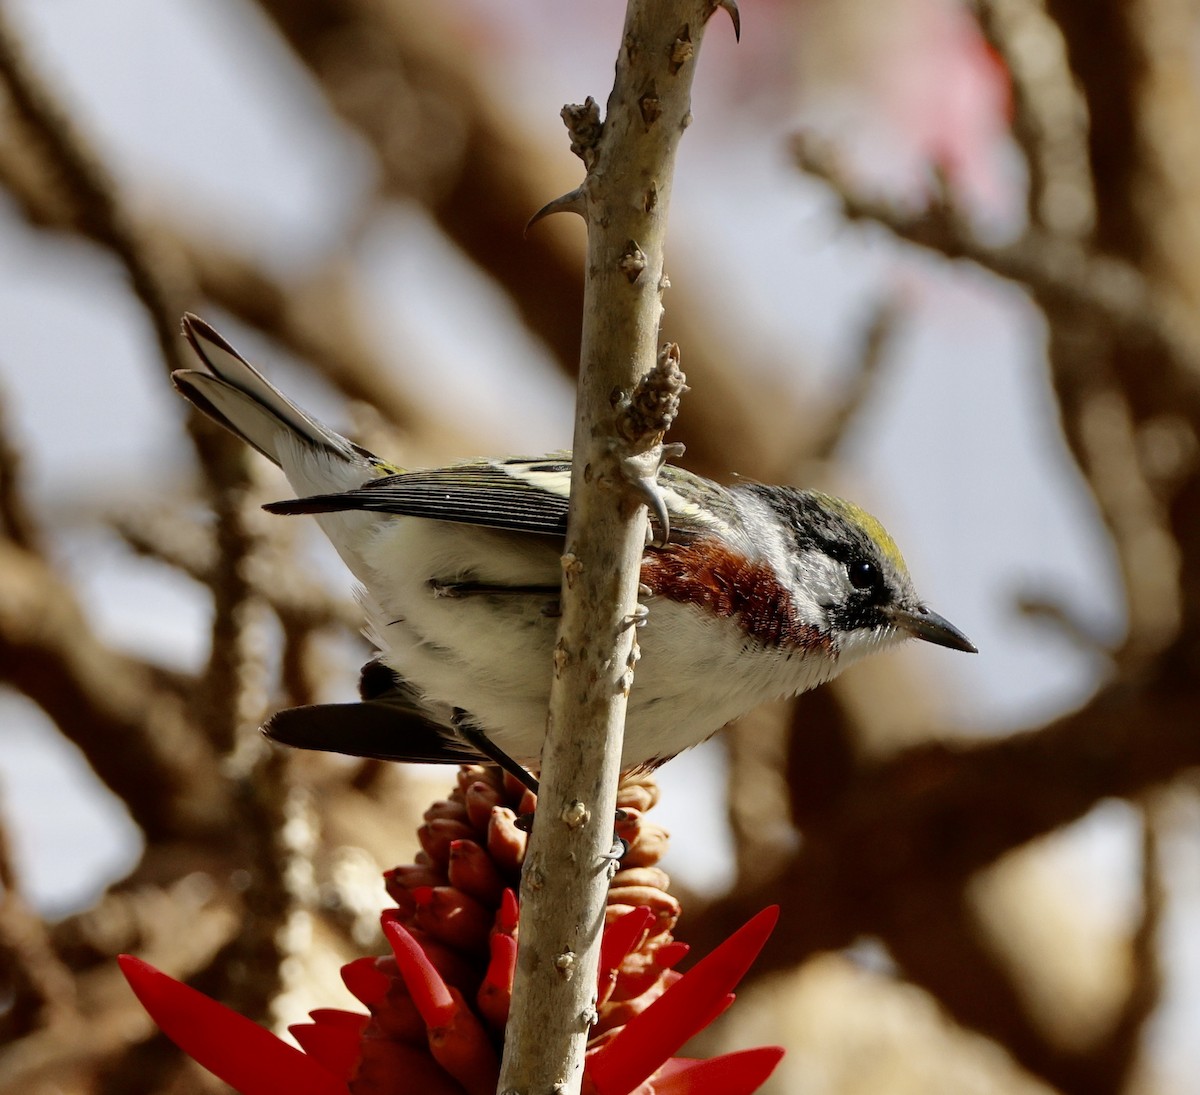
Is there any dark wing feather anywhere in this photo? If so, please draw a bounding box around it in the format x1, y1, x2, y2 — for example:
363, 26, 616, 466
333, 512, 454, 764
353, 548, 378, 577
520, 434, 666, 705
265, 458, 573, 536
262, 455, 732, 541
264, 701, 481, 764
265, 661, 482, 764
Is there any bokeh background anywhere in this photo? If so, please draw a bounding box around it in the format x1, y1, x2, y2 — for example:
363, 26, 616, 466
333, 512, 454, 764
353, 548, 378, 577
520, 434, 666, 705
1, 0, 1198, 1091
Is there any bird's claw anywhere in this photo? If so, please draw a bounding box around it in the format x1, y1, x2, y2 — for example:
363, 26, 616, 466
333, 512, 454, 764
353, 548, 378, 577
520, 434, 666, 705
620, 441, 684, 546
601, 835, 629, 864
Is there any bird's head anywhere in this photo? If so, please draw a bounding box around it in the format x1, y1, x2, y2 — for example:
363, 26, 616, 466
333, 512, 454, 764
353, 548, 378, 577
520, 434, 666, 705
754, 488, 977, 663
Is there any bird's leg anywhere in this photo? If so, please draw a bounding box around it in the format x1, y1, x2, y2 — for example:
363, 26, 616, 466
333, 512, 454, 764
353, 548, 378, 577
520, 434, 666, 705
614, 342, 689, 546
600, 833, 629, 863
450, 710, 540, 797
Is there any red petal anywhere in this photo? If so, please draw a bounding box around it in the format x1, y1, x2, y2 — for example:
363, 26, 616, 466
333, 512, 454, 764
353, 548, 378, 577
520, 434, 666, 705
308, 1008, 370, 1031
497, 888, 520, 935
289, 1021, 363, 1081
382, 922, 500, 1094
118, 955, 347, 1095
653, 1047, 785, 1094
411, 885, 435, 907
341, 956, 391, 1007
381, 918, 457, 1028
599, 907, 654, 977
353, 1039, 466, 1094
598, 907, 655, 1007
584, 907, 778, 1095
427, 986, 501, 1095
414, 886, 494, 952
484, 931, 517, 996
654, 942, 690, 969
477, 931, 517, 1030
448, 838, 507, 905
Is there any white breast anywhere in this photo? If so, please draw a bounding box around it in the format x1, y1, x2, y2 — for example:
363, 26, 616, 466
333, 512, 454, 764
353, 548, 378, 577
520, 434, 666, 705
353, 516, 847, 770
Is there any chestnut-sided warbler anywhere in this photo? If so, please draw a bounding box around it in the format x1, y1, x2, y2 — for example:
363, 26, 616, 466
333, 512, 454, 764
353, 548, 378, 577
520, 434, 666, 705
173, 315, 975, 782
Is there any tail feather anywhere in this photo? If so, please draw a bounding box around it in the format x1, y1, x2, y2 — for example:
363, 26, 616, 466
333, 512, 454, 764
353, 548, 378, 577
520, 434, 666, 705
263, 701, 481, 765
175, 313, 360, 469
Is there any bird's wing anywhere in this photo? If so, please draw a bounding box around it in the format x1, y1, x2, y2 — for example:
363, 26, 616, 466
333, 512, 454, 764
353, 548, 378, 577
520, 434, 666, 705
263, 456, 735, 540
264, 702, 482, 764
264, 662, 481, 765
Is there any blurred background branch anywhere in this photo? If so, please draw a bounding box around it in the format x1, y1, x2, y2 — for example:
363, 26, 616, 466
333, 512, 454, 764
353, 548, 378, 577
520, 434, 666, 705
1, 1, 1199, 1093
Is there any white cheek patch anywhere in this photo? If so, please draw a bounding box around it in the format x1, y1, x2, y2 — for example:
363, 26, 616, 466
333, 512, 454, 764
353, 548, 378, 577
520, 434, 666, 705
789, 551, 849, 622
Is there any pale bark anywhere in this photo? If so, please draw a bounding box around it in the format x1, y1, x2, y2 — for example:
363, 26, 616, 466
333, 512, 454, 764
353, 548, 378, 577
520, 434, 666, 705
495, 2, 729, 1092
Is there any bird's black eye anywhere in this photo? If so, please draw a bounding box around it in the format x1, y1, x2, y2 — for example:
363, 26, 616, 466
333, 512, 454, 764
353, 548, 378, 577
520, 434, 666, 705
847, 559, 878, 591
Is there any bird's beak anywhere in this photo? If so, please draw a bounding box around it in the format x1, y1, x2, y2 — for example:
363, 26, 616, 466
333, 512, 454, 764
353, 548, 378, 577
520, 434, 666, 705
887, 605, 977, 653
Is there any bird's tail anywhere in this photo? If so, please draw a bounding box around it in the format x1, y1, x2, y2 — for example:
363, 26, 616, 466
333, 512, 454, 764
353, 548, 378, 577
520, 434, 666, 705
173, 314, 398, 577
173, 314, 384, 497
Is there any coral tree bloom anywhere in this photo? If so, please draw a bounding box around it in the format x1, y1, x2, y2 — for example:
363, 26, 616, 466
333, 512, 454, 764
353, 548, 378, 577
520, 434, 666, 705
121, 906, 782, 1094
120, 768, 784, 1094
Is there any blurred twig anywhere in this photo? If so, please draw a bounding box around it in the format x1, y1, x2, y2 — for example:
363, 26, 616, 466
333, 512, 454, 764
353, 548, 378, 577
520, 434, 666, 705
253, 0, 827, 480
973, 0, 1096, 238
1094, 798, 1164, 1087
0, 391, 230, 841
794, 134, 1200, 412
697, 667, 1198, 1094
1014, 591, 1116, 656
113, 506, 362, 634
0, 800, 79, 1042
0, 389, 38, 552
0, 129, 460, 455
0, 8, 188, 372
807, 296, 904, 462
0, 537, 231, 842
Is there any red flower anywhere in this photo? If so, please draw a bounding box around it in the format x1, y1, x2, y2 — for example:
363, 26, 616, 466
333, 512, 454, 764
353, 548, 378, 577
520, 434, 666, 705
120, 905, 783, 1095
117, 954, 348, 1095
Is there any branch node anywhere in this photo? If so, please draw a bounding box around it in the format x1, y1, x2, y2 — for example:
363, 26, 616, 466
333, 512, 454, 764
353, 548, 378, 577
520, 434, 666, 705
561, 800, 590, 829
619, 342, 689, 444
669, 30, 695, 74
561, 553, 583, 588
618, 240, 648, 281
561, 97, 603, 167
639, 81, 663, 126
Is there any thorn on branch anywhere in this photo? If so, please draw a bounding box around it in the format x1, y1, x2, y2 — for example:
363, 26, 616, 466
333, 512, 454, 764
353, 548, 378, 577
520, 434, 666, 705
714, 0, 741, 42
526, 187, 587, 234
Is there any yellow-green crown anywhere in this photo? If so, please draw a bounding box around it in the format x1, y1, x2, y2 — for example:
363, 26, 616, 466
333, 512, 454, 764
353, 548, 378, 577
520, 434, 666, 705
818, 493, 909, 575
